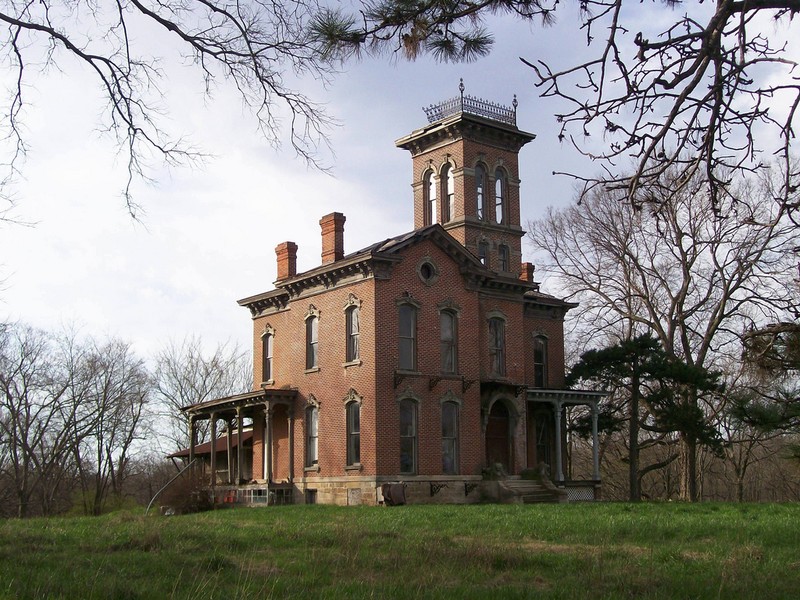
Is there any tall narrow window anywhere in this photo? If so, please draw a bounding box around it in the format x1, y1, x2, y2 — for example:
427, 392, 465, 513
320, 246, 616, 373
498, 244, 510, 272
440, 310, 457, 374
399, 399, 417, 474
424, 170, 437, 225
346, 401, 360, 465
261, 332, 273, 382
478, 241, 489, 267
346, 305, 360, 362
533, 336, 548, 388
442, 401, 459, 475
305, 315, 318, 370
398, 304, 417, 371
495, 169, 506, 224
489, 317, 506, 376
475, 165, 487, 220
442, 164, 455, 222
305, 405, 319, 467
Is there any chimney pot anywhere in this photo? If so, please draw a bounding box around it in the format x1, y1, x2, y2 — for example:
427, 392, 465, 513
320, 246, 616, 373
520, 262, 535, 283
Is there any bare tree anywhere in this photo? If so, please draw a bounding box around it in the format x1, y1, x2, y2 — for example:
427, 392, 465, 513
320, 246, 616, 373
313, 0, 800, 214
0, 0, 336, 216
529, 169, 797, 499
153, 336, 252, 452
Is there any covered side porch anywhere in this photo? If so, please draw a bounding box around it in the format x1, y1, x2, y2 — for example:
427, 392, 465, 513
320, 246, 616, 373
526, 389, 606, 501
181, 388, 298, 505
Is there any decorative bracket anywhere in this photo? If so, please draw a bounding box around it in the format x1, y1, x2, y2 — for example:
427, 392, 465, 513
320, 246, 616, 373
461, 376, 475, 393
394, 371, 407, 389
428, 376, 442, 391
464, 483, 479, 496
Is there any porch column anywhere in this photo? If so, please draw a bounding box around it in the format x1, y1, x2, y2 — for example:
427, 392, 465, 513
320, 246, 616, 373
263, 404, 272, 483
209, 412, 218, 488
553, 400, 564, 482
288, 408, 295, 484
226, 418, 234, 485
236, 407, 244, 484
591, 403, 601, 481
188, 415, 196, 470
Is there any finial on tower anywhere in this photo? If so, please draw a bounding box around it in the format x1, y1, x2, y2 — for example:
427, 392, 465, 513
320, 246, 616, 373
459, 78, 465, 100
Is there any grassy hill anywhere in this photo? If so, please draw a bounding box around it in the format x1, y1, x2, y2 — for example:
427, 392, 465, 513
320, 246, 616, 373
1, 502, 799, 599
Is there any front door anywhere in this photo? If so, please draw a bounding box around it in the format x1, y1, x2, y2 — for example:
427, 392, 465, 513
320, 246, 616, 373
486, 402, 511, 471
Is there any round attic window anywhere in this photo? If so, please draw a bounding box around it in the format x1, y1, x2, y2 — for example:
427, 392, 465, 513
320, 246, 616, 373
417, 259, 439, 285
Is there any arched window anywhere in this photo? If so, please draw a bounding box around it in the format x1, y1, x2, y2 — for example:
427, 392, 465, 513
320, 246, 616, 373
440, 310, 457, 374
346, 305, 360, 363
475, 164, 487, 220
442, 164, 455, 222
498, 244, 510, 272
305, 404, 319, 467
399, 398, 417, 474
261, 331, 273, 382
398, 303, 417, 371
346, 401, 360, 466
305, 314, 319, 370
441, 401, 459, 475
478, 241, 489, 267
424, 170, 437, 225
495, 169, 506, 224
533, 336, 548, 388
488, 317, 506, 376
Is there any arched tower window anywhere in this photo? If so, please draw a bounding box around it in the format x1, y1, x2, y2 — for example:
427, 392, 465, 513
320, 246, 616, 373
475, 164, 487, 221
498, 244, 510, 273
442, 164, 455, 223
495, 168, 506, 224
424, 170, 437, 225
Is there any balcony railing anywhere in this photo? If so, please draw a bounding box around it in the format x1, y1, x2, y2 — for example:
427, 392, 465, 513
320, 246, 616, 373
424, 80, 517, 126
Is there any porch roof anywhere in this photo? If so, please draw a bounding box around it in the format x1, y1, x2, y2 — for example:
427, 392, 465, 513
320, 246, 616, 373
168, 430, 253, 458
182, 388, 298, 417
526, 389, 606, 406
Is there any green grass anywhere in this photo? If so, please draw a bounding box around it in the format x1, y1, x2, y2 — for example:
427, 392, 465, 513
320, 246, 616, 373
1, 503, 799, 599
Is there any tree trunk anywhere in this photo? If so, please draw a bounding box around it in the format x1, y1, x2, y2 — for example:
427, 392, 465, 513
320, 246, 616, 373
679, 434, 699, 501
629, 367, 641, 501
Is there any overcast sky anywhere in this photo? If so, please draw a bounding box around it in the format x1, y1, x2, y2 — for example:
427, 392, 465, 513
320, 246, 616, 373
1, 3, 793, 360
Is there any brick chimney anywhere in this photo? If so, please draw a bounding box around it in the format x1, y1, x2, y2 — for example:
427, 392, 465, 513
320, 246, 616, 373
275, 241, 298, 280
320, 212, 346, 264
520, 262, 535, 283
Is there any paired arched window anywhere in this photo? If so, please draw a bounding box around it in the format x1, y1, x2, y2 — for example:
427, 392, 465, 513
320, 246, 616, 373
399, 398, 417, 474
441, 401, 460, 475
305, 404, 319, 467
261, 331, 273, 382
424, 170, 437, 226
495, 169, 506, 224
440, 310, 457, 374
475, 164, 487, 220
442, 164, 455, 222
533, 336, 548, 388
398, 303, 418, 371
488, 317, 506, 376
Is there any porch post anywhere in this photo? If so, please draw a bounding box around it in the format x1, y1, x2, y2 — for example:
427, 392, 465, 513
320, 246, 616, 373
188, 415, 196, 470
553, 400, 564, 482
226, 417, 234, 485
209, 412, 217, 488
591, 402, 601, 481
288, 407, 295, 484
263, 404, 272, 483
236, 407, 244, 484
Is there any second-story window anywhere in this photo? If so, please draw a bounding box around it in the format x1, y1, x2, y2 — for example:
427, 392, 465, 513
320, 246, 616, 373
346, 305, 360, 362
489, 317, 506, 377
495, 169, 506, 224
261, 331, 273, 382
424, 170, 437, 225
533, 336, 548, 388
398, 303, 417, 371
305, 313, 319, 370
440, 310, 457, 374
